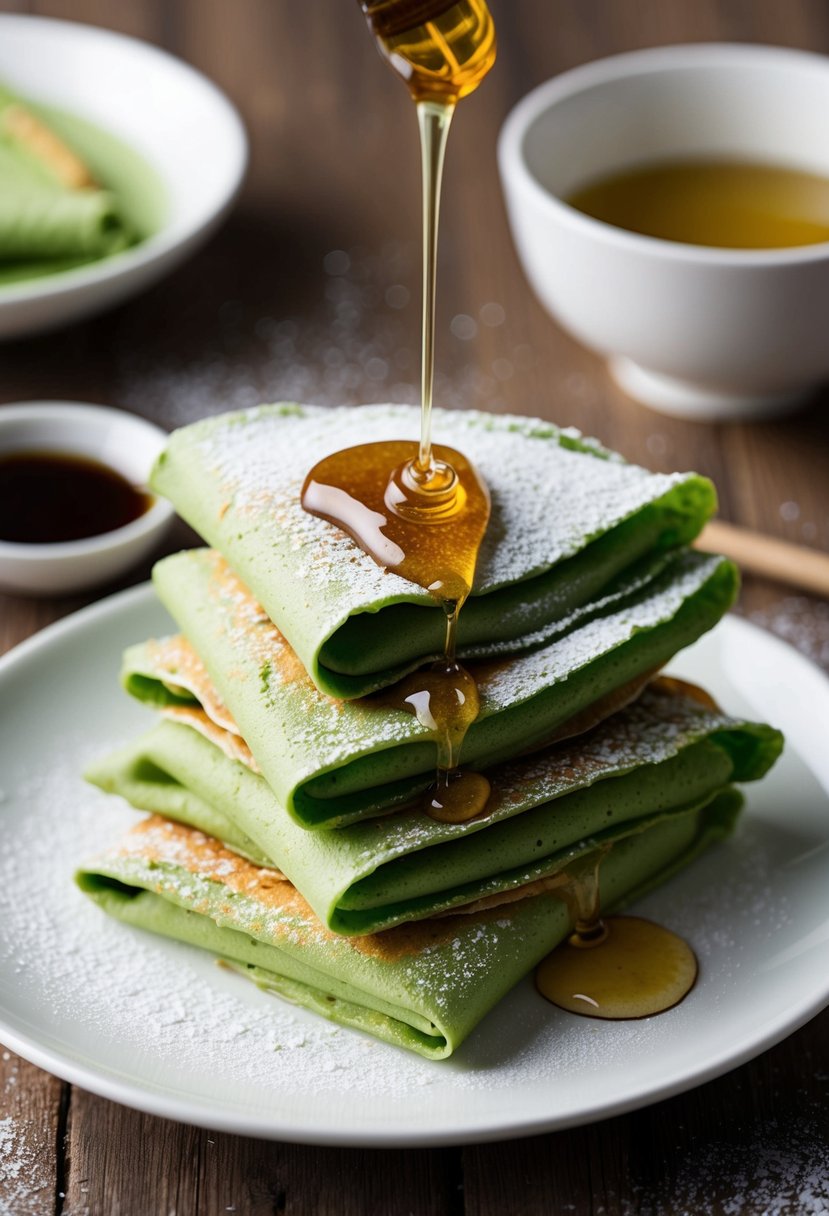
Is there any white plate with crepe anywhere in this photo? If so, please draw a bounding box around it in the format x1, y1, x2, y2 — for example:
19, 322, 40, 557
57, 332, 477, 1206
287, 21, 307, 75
0, 590, 827, 1145
0, 15, 246, 338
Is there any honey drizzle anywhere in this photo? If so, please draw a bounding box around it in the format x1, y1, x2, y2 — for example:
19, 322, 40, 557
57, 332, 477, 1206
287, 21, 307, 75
535, 851, 699, 1020
416, 97, 452, 477
302, 439, 491, 821
359, 0, 496, 481
303, 5, 496, 822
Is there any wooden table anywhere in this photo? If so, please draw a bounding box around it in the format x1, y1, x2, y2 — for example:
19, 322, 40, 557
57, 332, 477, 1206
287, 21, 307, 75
2, 2, 828, 1213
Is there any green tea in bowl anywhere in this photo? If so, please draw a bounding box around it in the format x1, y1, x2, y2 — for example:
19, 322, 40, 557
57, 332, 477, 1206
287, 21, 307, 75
566, 158, 829, 250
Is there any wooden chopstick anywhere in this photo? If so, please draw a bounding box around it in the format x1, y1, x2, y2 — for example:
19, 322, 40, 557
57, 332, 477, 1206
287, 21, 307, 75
697, 519, 829, 599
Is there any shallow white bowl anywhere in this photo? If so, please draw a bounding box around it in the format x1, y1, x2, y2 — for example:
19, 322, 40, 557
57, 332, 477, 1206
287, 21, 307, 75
0, 15, 247, 339
498, 44, 829, 421
0, 401, 174, 595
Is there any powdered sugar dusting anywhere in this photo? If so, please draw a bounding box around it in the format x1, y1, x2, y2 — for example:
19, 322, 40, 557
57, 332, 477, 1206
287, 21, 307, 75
155, 404, 701, 608
0, 700, 821, 1133
0, 752, 416, 1097
474, 552, 723, 712
190, 405, 619, 595
143, 550, 727, 796
0, 1115, 53, 1216
140, 675, 742, 867
624, 1119, 829, 1214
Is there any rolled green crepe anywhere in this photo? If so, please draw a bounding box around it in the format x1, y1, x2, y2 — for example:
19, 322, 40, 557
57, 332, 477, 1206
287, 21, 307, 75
85, 680, 782, 934
77, 794, 741, 1058
0, 94, 132, 261
149, 404, 718, 697
122, 546, 738, 827
0, 177, 129, 261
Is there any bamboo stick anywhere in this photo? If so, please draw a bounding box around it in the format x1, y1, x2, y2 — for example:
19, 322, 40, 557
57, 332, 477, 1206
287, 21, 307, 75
698, 519, 829, 599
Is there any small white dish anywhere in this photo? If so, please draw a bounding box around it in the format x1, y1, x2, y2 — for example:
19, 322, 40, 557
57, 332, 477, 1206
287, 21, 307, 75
498, 44, 829, 421
0, 15, 247, 339
0, 401, 174, 595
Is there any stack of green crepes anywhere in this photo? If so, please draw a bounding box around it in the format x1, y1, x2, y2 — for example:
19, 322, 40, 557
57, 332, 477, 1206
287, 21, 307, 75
78, 404, 783, 1059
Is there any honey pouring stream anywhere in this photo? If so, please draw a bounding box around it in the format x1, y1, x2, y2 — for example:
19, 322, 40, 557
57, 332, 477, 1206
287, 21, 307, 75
303, 0, 496, 823
302, 0, 698, 1018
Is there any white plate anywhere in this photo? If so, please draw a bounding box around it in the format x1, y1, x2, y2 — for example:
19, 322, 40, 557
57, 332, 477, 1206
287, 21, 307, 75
0, 16, 246, 338
0, 587, 827, 1146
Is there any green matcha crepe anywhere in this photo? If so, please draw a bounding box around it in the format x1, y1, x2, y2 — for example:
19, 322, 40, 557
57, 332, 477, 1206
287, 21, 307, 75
0, 157, 129, 261
150, 404, 718, 698
121, 546, 738, 827
77, 793, 741, 1058
85, 680, 782, 935
0, 89, 133, 263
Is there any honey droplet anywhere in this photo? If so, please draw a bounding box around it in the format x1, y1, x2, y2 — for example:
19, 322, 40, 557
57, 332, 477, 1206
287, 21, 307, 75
303, 439, 491, 821
385, 452, 466, 524
302, 440, 490, 602
427, 768, 491, 822
371, 658, 481, 761
535, 915, 699, 1020
364, 653, 491, 822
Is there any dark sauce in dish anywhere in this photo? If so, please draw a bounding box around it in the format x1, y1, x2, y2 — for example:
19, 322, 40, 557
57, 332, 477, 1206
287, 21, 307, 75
0, 451, 152, 544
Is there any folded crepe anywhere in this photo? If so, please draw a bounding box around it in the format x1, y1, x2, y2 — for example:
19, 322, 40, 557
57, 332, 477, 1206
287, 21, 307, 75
0, 88, 132, 264
85, 679, 782, 935
0, 164, 129, 261
149, 404, 718, 697
77, 792, 741, 1059
121, 545, 738, 826
79, 398, 784, 1057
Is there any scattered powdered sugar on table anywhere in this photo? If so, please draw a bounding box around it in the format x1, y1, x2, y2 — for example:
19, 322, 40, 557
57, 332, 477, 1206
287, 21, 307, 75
0, 1114, 52, 1216
621, 1119, 829, 1215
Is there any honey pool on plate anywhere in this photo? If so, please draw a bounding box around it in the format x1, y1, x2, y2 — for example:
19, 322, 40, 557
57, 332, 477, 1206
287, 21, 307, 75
566, 158, 829, 249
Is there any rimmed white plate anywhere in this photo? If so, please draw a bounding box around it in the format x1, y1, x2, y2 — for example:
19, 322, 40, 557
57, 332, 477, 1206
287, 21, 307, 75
0, 587, 827, 1146
0, 15, 246, 338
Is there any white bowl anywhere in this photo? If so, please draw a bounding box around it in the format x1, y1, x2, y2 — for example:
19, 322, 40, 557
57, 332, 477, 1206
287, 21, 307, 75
0, 402, 174, 595
498, 44, 829, 421
0, 15, 247, 339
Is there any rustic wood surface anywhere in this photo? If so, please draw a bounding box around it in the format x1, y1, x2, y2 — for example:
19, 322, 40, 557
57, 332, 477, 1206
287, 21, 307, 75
1, 1, 828, 1213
